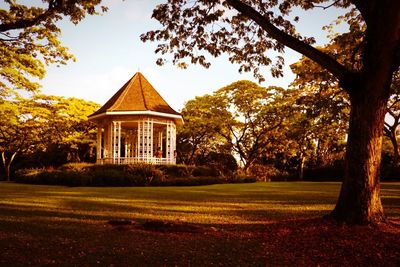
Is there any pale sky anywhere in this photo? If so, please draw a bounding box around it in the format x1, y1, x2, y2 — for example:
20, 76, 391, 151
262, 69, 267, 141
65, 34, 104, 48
38, 0, 346, 112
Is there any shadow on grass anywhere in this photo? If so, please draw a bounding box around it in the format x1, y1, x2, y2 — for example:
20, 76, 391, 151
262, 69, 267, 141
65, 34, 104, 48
1, 215, 399, 266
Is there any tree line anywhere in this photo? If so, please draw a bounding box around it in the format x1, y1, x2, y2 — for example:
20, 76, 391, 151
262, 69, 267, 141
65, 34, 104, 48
176, 58, 399, 181
0, 95, 99, 181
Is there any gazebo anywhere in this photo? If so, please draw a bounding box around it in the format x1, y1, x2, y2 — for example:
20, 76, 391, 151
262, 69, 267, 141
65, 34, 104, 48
88, 72, 183, 165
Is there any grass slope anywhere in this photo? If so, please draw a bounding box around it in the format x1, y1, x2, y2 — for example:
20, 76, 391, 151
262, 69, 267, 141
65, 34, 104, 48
0, 182, 399, 266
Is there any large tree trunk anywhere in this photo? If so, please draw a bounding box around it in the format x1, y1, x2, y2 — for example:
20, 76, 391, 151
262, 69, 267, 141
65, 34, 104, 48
330, 74, 392, 224
330, 0, 400, 225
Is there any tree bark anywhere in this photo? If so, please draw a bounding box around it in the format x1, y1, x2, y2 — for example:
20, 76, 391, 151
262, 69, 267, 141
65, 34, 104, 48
330, 79, 389, 224
388, 131, 400, 165
298, 154, 305, 181
1, 152, 7, 181
328, 0, 400, 224
2, 152, 16, 182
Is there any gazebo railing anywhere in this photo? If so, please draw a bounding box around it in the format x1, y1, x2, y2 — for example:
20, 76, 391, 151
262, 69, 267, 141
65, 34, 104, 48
97, 157, 176, 165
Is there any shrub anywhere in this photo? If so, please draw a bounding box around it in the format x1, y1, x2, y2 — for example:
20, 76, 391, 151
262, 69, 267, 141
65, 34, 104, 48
85, 169, 126, 186
59, 162, 95, 171
127, 163, 165, 185
157, 164, 194, 178
86, 164, 127, 172
227, 170, 256, 184
15, 163, 256, 187
196, 152, 238, 176
248, 164, 282, 182
154, 176, 223, 186
192, 166, 219, 177
57, 170, 90, 186
15, 168, 43, 179
16, 163, 166, 187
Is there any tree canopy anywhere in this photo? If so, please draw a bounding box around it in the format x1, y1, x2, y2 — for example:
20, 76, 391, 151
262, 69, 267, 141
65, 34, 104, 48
215, 81, 286, 170
0, 0, 106, 97
0, 94, 99, 180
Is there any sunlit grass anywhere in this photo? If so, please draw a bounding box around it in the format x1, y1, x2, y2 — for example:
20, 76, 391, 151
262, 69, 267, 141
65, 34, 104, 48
0, 182, 399, 226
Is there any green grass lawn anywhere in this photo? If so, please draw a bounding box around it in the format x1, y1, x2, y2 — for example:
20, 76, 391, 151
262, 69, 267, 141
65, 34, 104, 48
0, 182, 399, 266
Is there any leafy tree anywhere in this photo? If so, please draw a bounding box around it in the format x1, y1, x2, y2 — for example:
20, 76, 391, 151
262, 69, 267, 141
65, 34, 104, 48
142, 0, 400, 224
249, 85, 348, 180
286, 89, 348, 179
196, 151, 238, 176
178, 94, 230, 164
0, 97, 50, 180
215, 81, 285, 171
0, 0, 107, 97
0, 95, 99, 180
289, 55, 350, 176
179, 81, 285, 172
44, 96, 100, 163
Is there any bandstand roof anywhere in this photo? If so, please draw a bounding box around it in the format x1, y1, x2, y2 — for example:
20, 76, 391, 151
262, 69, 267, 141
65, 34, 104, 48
88, 72, 183, 123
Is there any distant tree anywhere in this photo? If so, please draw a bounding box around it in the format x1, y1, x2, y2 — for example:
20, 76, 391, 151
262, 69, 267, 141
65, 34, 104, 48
289, 55, 350, 174
44, 96, 100, 163
0, 0, 107, 97
196, 151, 238, 176
214, 81, 285, 171
0, 97, 49, 180
284, 89, 347, 179
142, 0, 400, 224
178, 94, 230, 164
0, 95, 99, 180
180, 80, 286, 172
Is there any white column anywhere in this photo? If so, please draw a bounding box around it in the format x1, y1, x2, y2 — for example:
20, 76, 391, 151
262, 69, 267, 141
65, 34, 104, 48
126, 130, 132, 160
142, 119, 145, 161
117, 121, 121, 164
125, 130, 129, 159
166, 121, 170, 164
103, 125, 108, 161
150, 118, 154, 159
112, 121, 121, 164
171, 123, 176, 164
159, 131, 163, 151
109, 122, 114, 164
96, 126, 102, 163
136, 121, 140, 162
145, 118, 148, 162
131, 129, 135, 161
112, 121, 117, 164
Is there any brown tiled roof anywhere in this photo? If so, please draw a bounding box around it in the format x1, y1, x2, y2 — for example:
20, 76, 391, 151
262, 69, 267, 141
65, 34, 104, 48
89, 72, 180, 118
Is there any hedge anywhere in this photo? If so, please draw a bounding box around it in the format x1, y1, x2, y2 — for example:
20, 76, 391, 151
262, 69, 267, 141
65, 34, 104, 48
15, 163, 255, 187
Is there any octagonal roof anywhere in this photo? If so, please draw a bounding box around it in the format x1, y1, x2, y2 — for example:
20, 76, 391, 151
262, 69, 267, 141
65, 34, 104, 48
89, 72, 182, 123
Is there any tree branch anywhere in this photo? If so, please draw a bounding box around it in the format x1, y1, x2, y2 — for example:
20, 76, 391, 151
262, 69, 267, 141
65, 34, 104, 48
312, 0, 341, 10
0, 0, 63, 33
225, 0, 350, 81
